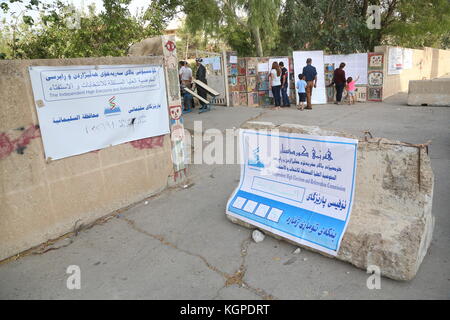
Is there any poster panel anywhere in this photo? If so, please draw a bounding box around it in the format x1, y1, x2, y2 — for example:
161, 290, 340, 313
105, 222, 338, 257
293, 51, 327, 105
227, 129, 358, 256
324, 53, 368, 85
388, 47, 403, 75
29, 64, 170, 160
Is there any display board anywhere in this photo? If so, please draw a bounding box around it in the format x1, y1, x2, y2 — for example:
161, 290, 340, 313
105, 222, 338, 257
324, 53, 368, 85
388, 47, 403, 75
227, 129, 358, 256
293, 51, 327, 105
368, 52, 384, 101
29, 64, 170, 160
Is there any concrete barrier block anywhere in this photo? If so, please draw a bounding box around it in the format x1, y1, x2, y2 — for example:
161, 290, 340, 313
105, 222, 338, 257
227, 121, 434, 281
408, 78, 450, 106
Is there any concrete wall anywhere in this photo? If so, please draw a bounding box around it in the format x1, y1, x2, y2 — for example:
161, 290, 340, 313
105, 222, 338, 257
408, 77, 450, 106
0, 57, 174, 261
375, 46, 450, 99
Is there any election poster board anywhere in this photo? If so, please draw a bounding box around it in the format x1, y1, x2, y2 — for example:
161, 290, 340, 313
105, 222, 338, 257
388, 47, 403, 75
293, 51, 327, 105
324, 53, 368, 85
28, 64, 170, 160
227, 129, 358, 256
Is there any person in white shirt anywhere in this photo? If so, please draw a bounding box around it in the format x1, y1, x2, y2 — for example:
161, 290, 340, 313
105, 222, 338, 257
268, 61, 282, 109
179, 61, 194, 110
179, 61, 193, 86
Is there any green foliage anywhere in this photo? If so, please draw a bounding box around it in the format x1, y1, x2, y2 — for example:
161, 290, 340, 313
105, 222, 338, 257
0, 0, 172, 59
278, 0, 371, 54
2, 0, 450, 60
165, 0, 281, 57
382, 0, 450, 49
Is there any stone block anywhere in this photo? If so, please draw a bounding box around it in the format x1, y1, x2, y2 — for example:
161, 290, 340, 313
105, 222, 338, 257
408, 78, 450, 106
227, 121, 434, 281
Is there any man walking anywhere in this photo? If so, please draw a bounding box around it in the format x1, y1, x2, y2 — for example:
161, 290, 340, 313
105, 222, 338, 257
195, 58, 208, 110
279, 61, 290, 107
302, 58, 317, 110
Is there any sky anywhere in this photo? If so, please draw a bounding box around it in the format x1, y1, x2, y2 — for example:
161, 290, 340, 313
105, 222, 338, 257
1, 0, 182, 29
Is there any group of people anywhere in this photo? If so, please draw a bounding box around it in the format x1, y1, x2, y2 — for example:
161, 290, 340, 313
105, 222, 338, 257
269, 58, 359, 110
269, 58, 318, 110
179, 58, 209, 111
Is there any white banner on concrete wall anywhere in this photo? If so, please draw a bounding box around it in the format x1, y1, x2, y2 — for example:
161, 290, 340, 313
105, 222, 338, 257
29, 64, 170, 160
324, 53, 368, 85
227, 129, 358, 256
388, 47, 403, 75
293, 51, 327, 105
402, 49, 413, 70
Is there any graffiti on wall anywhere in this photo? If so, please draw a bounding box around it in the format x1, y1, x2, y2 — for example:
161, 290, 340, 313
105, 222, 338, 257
0, 124, 41, 160
130, 136, 165, 150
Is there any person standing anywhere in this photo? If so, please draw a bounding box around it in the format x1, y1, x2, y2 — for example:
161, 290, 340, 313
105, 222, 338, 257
195, 58, 208, 110
328, 62, 346, 104
179, 61, 194, 110
279, 61, 290, 107
179, 61, 193, 87
346, 75, 359, 105
296, 74, 307, 110
269, 61, 282, 109
302, 58, 317, 110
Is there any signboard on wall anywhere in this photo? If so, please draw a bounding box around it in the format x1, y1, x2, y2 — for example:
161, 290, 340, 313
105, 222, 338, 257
227, 129, 358, 256
388, 47, 403, 75
29, 64, 170, 160
292, 51, 327, 105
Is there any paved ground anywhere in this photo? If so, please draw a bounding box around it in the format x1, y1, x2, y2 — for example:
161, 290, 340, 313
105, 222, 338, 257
1, 94, 449, 299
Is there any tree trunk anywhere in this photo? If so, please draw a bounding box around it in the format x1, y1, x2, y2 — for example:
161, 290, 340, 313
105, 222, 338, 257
252, 26, 264, 57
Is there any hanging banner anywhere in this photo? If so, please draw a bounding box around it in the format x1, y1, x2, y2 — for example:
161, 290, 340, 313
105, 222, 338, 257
388, 47, 403, 75
29, 64, 170, 160
227, 129, 358, 256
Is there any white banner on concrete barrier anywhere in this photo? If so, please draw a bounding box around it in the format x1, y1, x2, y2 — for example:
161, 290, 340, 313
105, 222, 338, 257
29, 64, 170, 160
227, 129, 358, 256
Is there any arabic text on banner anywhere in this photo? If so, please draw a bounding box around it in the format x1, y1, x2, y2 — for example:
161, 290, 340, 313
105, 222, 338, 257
29, 64, 170, 160
227, 130, 358, 256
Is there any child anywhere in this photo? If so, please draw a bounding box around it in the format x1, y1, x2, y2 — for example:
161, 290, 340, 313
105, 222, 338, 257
346, 75, 359, 105
296, 74, 307, 110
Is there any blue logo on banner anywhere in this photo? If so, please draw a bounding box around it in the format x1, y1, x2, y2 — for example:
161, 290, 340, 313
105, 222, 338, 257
105, 96, 121, 116
248, 147, 265, 168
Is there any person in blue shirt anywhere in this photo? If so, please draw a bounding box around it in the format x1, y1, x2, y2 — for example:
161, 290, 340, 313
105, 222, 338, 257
296, 74, 307, 110
302, 58, 317, 110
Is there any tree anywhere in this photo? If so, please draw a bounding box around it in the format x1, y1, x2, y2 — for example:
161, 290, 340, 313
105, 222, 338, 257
161, 0, 281, 57
381, 0, 450, 49
278, 0, 450, 54
0, 0, 174, 59
278, 0, 368, 54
